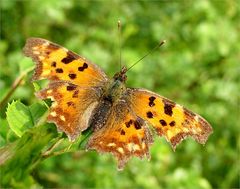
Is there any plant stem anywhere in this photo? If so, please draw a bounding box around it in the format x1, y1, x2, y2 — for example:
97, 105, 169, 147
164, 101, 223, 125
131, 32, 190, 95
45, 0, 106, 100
0, 67, 34, 109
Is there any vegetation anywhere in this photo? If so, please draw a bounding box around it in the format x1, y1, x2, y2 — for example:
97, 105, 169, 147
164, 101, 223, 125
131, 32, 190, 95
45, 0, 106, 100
0, 1, 239, 188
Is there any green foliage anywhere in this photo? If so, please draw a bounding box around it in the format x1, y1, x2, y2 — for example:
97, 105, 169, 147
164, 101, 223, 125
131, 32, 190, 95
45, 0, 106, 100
0, 0, 239, 188
6, 100, 47, 137
0, 123, 57, 187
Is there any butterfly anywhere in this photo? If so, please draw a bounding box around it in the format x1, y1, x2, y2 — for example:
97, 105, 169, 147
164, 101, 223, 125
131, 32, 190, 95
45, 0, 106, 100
23, 38, 213, 170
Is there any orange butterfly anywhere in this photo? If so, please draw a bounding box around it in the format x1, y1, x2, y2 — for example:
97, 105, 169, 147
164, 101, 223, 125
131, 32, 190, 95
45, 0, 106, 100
23, 38, 213, 170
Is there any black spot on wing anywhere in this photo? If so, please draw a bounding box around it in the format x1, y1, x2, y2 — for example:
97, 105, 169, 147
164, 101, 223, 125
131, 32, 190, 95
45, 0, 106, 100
146, 111, 154, 118
149, 96, 156, 107
66, 85, 77, 91
120, 129, 126, 135
163, 99, 175, 116
56, 68, 63, 73
159, 119, 167, 126
72, 90, 79, 98
68, 73, 76, 79
169, 121, 176, 127
67, 101, 74, 107
51, 61, 57, 67
134, 121, 142, 130
134, 117, 144, 130
125, 120, 133, 128
78, 63, 88, 71
61, 51, 76, 64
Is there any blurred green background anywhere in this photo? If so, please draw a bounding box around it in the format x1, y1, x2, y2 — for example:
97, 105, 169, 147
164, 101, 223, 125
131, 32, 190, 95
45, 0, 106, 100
0, 1, 239, 188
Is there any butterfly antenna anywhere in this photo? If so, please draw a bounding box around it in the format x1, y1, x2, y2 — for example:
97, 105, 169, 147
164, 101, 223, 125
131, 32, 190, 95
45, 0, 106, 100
118, 20, 122, 71
126, 40, 166, 72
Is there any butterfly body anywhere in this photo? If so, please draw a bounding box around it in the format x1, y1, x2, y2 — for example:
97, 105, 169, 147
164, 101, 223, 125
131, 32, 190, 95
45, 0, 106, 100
102, 68, 127, 104
23, 38, 213, 170
89, 99, 112, 131
88, 67, 128, 131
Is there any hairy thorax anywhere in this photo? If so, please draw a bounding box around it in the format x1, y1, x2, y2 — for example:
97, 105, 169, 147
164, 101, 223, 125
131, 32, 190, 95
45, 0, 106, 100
89, 79, 127, 131
103, 79, 127, 103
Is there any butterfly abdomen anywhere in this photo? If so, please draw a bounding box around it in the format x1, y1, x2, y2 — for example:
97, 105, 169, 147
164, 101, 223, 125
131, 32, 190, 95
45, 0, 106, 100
89, 99, 112, 131
89, 79, 126, 131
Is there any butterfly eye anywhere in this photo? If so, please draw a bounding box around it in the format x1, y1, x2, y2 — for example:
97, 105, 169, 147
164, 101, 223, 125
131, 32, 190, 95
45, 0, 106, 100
122, 75, 127, 82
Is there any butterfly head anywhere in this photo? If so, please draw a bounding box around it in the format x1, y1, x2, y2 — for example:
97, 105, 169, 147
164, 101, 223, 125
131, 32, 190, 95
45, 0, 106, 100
113, 66, 127, 83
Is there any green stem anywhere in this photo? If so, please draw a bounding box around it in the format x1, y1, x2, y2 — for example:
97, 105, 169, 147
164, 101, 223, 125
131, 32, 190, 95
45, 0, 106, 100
0, 67, 34, 110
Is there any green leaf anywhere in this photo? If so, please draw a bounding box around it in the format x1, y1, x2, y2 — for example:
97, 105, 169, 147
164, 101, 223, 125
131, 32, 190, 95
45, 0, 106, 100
19, 58, 34, 74
32, 82, 41, 92
0, 123, 58, 187
6, 101, 47, 137
6, 101, 33, 137
29, 102, 48, 125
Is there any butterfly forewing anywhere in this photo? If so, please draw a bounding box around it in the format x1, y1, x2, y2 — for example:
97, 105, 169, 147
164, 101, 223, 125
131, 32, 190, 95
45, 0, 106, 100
127, 88, 213, 150
23, 38, 108, 86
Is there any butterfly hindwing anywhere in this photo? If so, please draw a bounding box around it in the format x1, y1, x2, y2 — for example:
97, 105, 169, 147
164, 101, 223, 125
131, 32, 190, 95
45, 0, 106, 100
36, 81, 101, 140
87, 100, 154, 170
127, 88, 213, 150
23, 38, 108, 86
